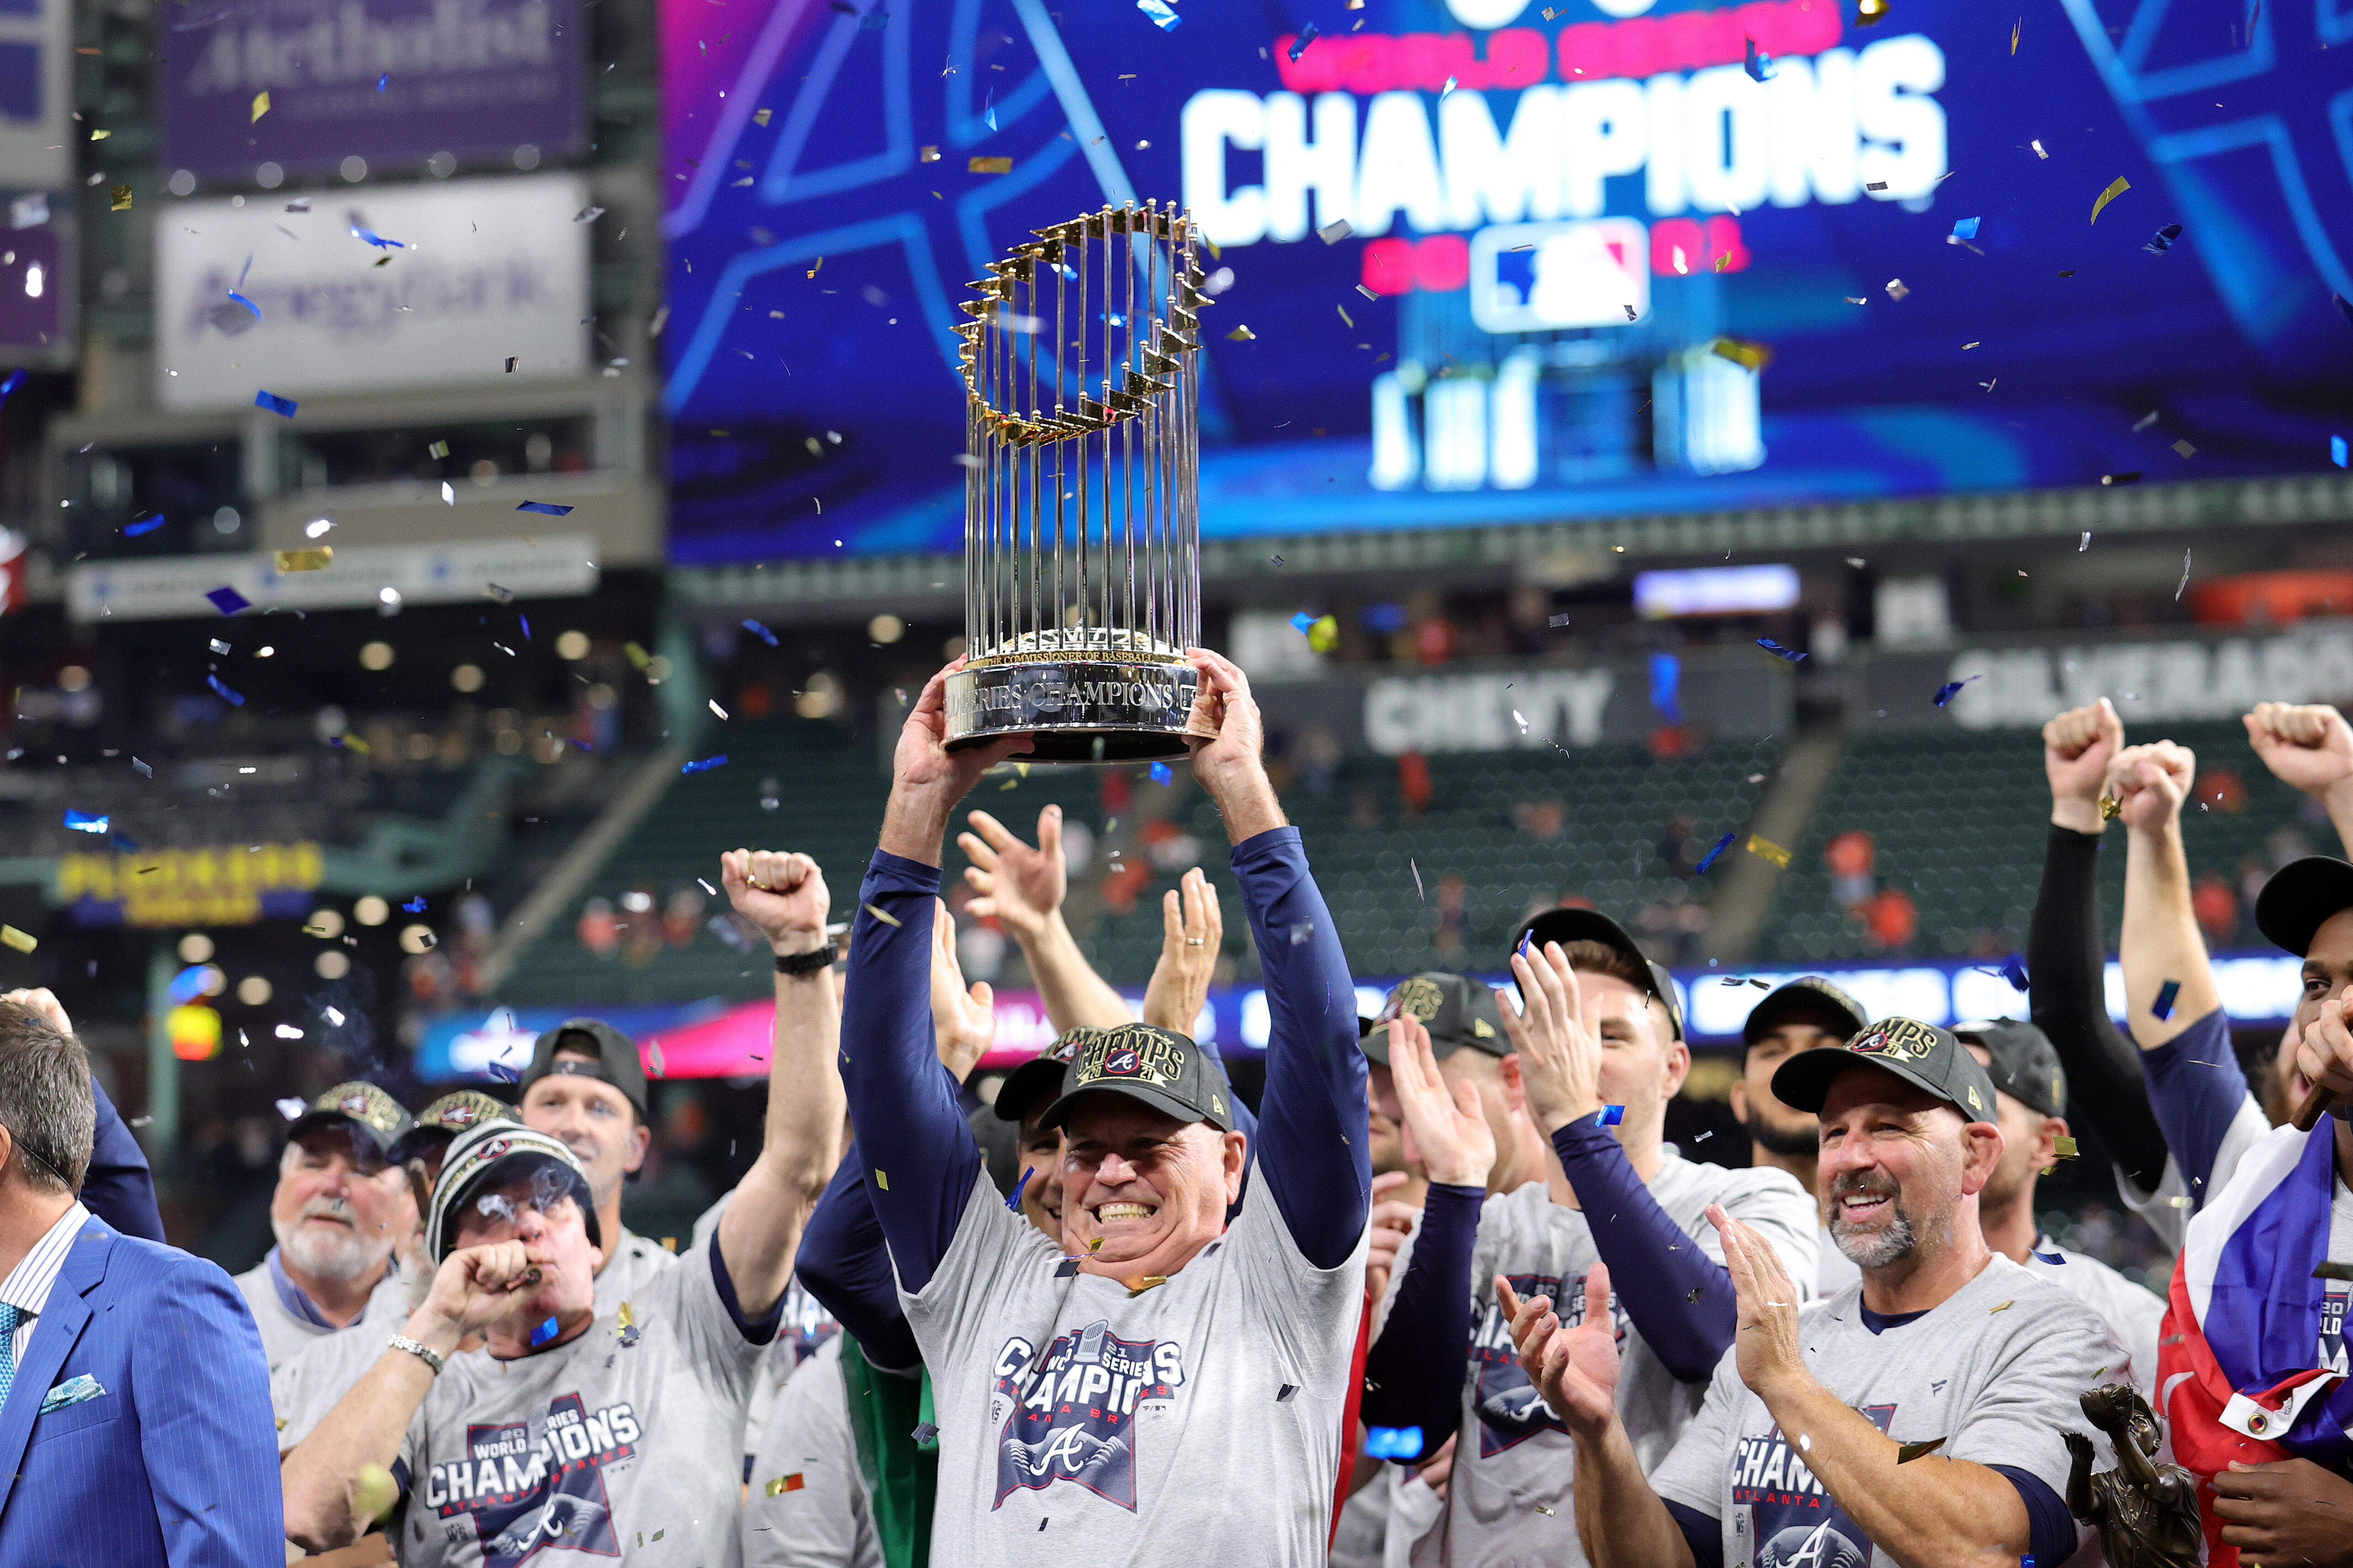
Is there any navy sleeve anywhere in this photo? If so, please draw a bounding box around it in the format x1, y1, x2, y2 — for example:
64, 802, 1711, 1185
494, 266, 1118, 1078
1357, 1182, 1481, 1459
1230, 826, 1370, 1270
2029, 824, 2170, 1194
708, 1230, 787, 1345
84, 1073, 165, 1242
838, 850, 983, 1294
1989, 1465, 2075, 1568
792, 1140, 923, 1372
2138, 1008, 2248, 1200
1663, 1499, 1725, 1568
1550, 1119, 1733, 1383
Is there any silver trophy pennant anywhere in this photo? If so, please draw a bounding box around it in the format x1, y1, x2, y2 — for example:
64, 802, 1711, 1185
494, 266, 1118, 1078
944, 200, 1212, 763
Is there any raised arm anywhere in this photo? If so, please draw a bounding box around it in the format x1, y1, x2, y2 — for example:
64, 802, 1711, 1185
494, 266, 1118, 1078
2112, 740, 2221, 1049
1145, 867, 1258, 1151
1189, 647, 1369, 1266
716, 849, 849, 1318
2246, 702, 2353, 859
959, 805, 1133, 1032
2031, 701, 2171, 1194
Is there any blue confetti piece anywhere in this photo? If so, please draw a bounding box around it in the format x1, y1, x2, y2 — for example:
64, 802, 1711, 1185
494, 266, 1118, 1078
1755, 637, 1806, 662
253, 389, 297, 417
205, 585, 252, 615
487, 1061, 518, 1082
376, 72, 388, 90
1137, 0, 1181, 26
124, 513, 165, 537
166, 965, 214, 1004
681, 754, 729, 774
1649, 652, 1683, 724
1518, 929, 1533, 960
1149, 761, 1173, 785
2332, 435, 2347, 468
350, 225, 405, 250
0, 369, 23, 402
226, 289, 261, 320
206, 674, 246, 706
2151, 979, 2181, 1021
1008, 1167, 1034, 1210
2001, 952, 2030, 992
1288, 19, 1318, 59
1596, 1104, 1624, 1126
1694, 829, 1737, 874
63, 810, 108, 834
1289, 610, 1316, 633
1364, 1426, 1422, 1460
517, 500, 575, 516
983, 92, 997, 131
1933, 675, 1979, 707
2031, 1249, 2065, 1265
529, 1315, 560, 1347
402, 896, 426, 913
1743, 36, 1776, 80
1951, 215, 1981, 241
2143, 223, 2183, 254
742, 618, 778, 645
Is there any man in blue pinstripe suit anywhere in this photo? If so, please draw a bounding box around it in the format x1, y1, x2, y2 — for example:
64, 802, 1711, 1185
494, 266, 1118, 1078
0, 994, 281, 1565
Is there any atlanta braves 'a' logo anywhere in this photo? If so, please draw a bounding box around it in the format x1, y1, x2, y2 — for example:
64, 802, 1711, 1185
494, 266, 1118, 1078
1469, 1272, 1629, 1456
989, 1319, 1186, 1510
1733, 1404, 1895, 1568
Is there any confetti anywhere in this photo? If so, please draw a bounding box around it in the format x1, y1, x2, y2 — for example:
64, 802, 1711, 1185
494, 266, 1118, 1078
2175, 548, 2191, 600
1288, 20, 1319, 59
1988, 1299, 2013, 1314
0, 369, 21, 405
253, 390, 298, 417
2311, 1261, 2353, 1282
64, 810, 108, 834
274, 1097, 306, 1119
517, 501, 575, 516
1126, 1275, 1169, 1297
1225, 324, 1256, 341
1694, 831, 1737, 874
2080, 531, 2092, 551
1548, 613, 1573, 627
2144, 224, 2183, 254
1685, 1285, 1705, 1303
2151, 979, 2181, 1021
2052, 1135, 2079, 1159
2101, 471, 2142, 486
1709, 336, 1773, 372
1277, 1385, 1298, 1401
765, 1473, 805, 1496
1410, 858, 1425, 901
505, 357, 518, 372
351, 225, 404, 250
1363, 1426, 1422, 1459
1950, 216, 1980, 241
2333, 436, 2348, 468
2031, 139, 2047, 158
125, 513, 164, 537
227, 289, 261, 321
1886, 278, 1909, 300
1746, 835, 1792, 868
681, 754, 729, 774
206, 586, 252, 615
755, 108, 773, 127
911, 1422, 939, 1445
969, 155, 1013, 174
251, 90, 269, 121
1595, 1105, 1624, 1126
863, 903, 902, 928
1743, 36, 1775, 80
741, 618, 779, 646
2001, 952, 2030, 990
1136, 0, 1181, 27
0, 926, 34, 954
273, 547, 332, 572
1650, 651, 1683, 723
1856, 0, 1888, 21
1897, 1438, 1946, 1463
1755, 637, 1806, 662
2171, 439, 2196, 458
2167, 1194, 2194, 1208
2089, 176, 2130, 223
1054, 1257, 1081, 1278
624, 642, 652, 669
1008, 1167, 1034, 1210
574, 205, 606, 225
1933, 675, 1979, 707
2010, 17, 2019, 50
131, 758, 151, 778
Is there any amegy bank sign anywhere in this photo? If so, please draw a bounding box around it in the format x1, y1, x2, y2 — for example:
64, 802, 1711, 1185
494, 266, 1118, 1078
1930, 626, 2353, 729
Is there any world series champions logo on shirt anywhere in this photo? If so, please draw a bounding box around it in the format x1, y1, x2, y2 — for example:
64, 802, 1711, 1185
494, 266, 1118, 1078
988, 1319, 1187, 1510
1730, 1404, 1894, 1568
1468, 1274, 1629, 1457
421, 1394, 640, 1567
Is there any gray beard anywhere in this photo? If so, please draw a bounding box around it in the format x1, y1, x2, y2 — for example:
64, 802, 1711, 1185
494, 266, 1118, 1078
273, 1213, 391, 1284
1831, 1203, 1918, 1269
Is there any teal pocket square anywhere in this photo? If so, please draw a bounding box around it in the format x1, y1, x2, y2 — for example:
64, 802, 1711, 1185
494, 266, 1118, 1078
37, 1374, 105, 1414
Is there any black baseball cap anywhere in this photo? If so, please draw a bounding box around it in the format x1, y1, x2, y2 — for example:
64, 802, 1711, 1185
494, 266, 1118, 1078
1742, 977, 1870, 1050
286, 1082, 416, 1168
993, 1035, 1083, 1128
1038, 1023, 1234, 1134
2255, 856, 2353, 958
1770, 1017, 2001, 1125
1361, 973, 1506, 1064
519, 1018, 649, 1123
1951, 1017, 2067, 1118
1511, 907, 1685, 1040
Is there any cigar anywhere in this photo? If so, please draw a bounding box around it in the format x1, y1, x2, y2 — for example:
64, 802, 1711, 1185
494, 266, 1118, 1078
2293, 1082, 2335, 1132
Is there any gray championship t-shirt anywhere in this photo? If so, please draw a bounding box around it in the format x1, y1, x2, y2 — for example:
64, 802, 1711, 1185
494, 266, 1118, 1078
236, 1257, 409, 1371
901, 1164, 1366, 1567
1413, 1156, 1817, 1568
395, 1237, 766, 1568
1650, 1254, 2125, 1568
1816, 1225, 1861, 1295
2021, 1236, 2166, 1399
742, 1335, 880, 1568
273, 1229, 682, 1452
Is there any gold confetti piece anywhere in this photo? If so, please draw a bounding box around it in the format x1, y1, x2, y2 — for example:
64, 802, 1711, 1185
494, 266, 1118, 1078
969, 155, 1012, 174
766, 1472, 805, 1496
89, 128, 108, 140
1710, 336, 1774, 371
0, 926, 33, 954
2089, 175, 2130, 223
1534, 1504, 1557, 1516
660, 1236, 677, 1252
754, 107, 772, 127
1746, 835, 1792, 868
252, 90, 270, 122
1714, 253, 1730, 273
918, 144, 938, 161
624, 641, 652, 669
2053, 1135, 2079, 1159
2166, 1194, 2194, 1208
428, 439, 449, 458
1087, 1236, 1104, 1252
2010, 17, 2020, 52
340, 733, 371, 754
1336, 303, 1353, 328
1988, 1299, 2014, 1314
874, 1170, 889, 1190
617, 1301, 635, 1328
863, 902, 902, 927
110, 185, 132, 212
1856, 0, 1888, 21
1126, 1274, 1169, 1297
274, 546, 333, 572
1226, 324, 1255, 341
276, 1416, 287, 1430
1897, 1437, 1946, 1463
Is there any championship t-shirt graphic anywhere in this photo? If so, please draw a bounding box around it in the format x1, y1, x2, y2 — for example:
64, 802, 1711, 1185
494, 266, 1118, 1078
989, 1318, 1187, 1510
423, 1393, 638, 1566
1469, 1272, 1628, 1456
1732, 1404, 1892, 1568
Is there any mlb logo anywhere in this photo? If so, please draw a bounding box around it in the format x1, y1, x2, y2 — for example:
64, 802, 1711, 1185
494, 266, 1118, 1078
338, 1092, 370, 1116
1469, 219, 1650, 334
444, 1105, 479, 1127
477, 1137, 512, 1162
1102, 1046, 1141, 1077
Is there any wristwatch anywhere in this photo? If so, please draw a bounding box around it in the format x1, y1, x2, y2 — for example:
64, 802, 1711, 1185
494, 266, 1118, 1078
774, 944, 834, 976
388, 1333, 444, 1374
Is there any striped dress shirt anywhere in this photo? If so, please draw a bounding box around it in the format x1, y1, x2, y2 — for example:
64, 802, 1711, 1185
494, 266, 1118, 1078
0, 1201, 90, 1372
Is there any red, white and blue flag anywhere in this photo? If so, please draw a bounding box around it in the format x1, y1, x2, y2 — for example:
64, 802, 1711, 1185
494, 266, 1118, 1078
2156, 1119, 2351, 1567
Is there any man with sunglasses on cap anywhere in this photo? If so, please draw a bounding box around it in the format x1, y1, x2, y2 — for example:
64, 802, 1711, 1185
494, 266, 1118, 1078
233, 1081, 419, 1370
1510, 1017, 2126, 1568
280, 847, 847, 1563
1377, 910, 1817, 1568
818, 650, 1367, 1566
516, 1017, 682, 1301
1731, 977, 1874, 1295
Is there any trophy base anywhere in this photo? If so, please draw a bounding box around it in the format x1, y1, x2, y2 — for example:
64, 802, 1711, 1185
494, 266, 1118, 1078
944, 658, 1206, 764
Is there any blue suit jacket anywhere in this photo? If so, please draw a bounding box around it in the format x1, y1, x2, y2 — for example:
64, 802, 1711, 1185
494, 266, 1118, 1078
0, 1216, 281, 1567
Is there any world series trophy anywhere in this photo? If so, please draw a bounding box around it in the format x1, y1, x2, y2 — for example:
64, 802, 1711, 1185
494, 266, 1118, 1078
943, 200, 1213, 763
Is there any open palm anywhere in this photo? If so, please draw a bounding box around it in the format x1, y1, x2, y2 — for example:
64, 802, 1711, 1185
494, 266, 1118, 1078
1500, 1264, 1620, 1438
